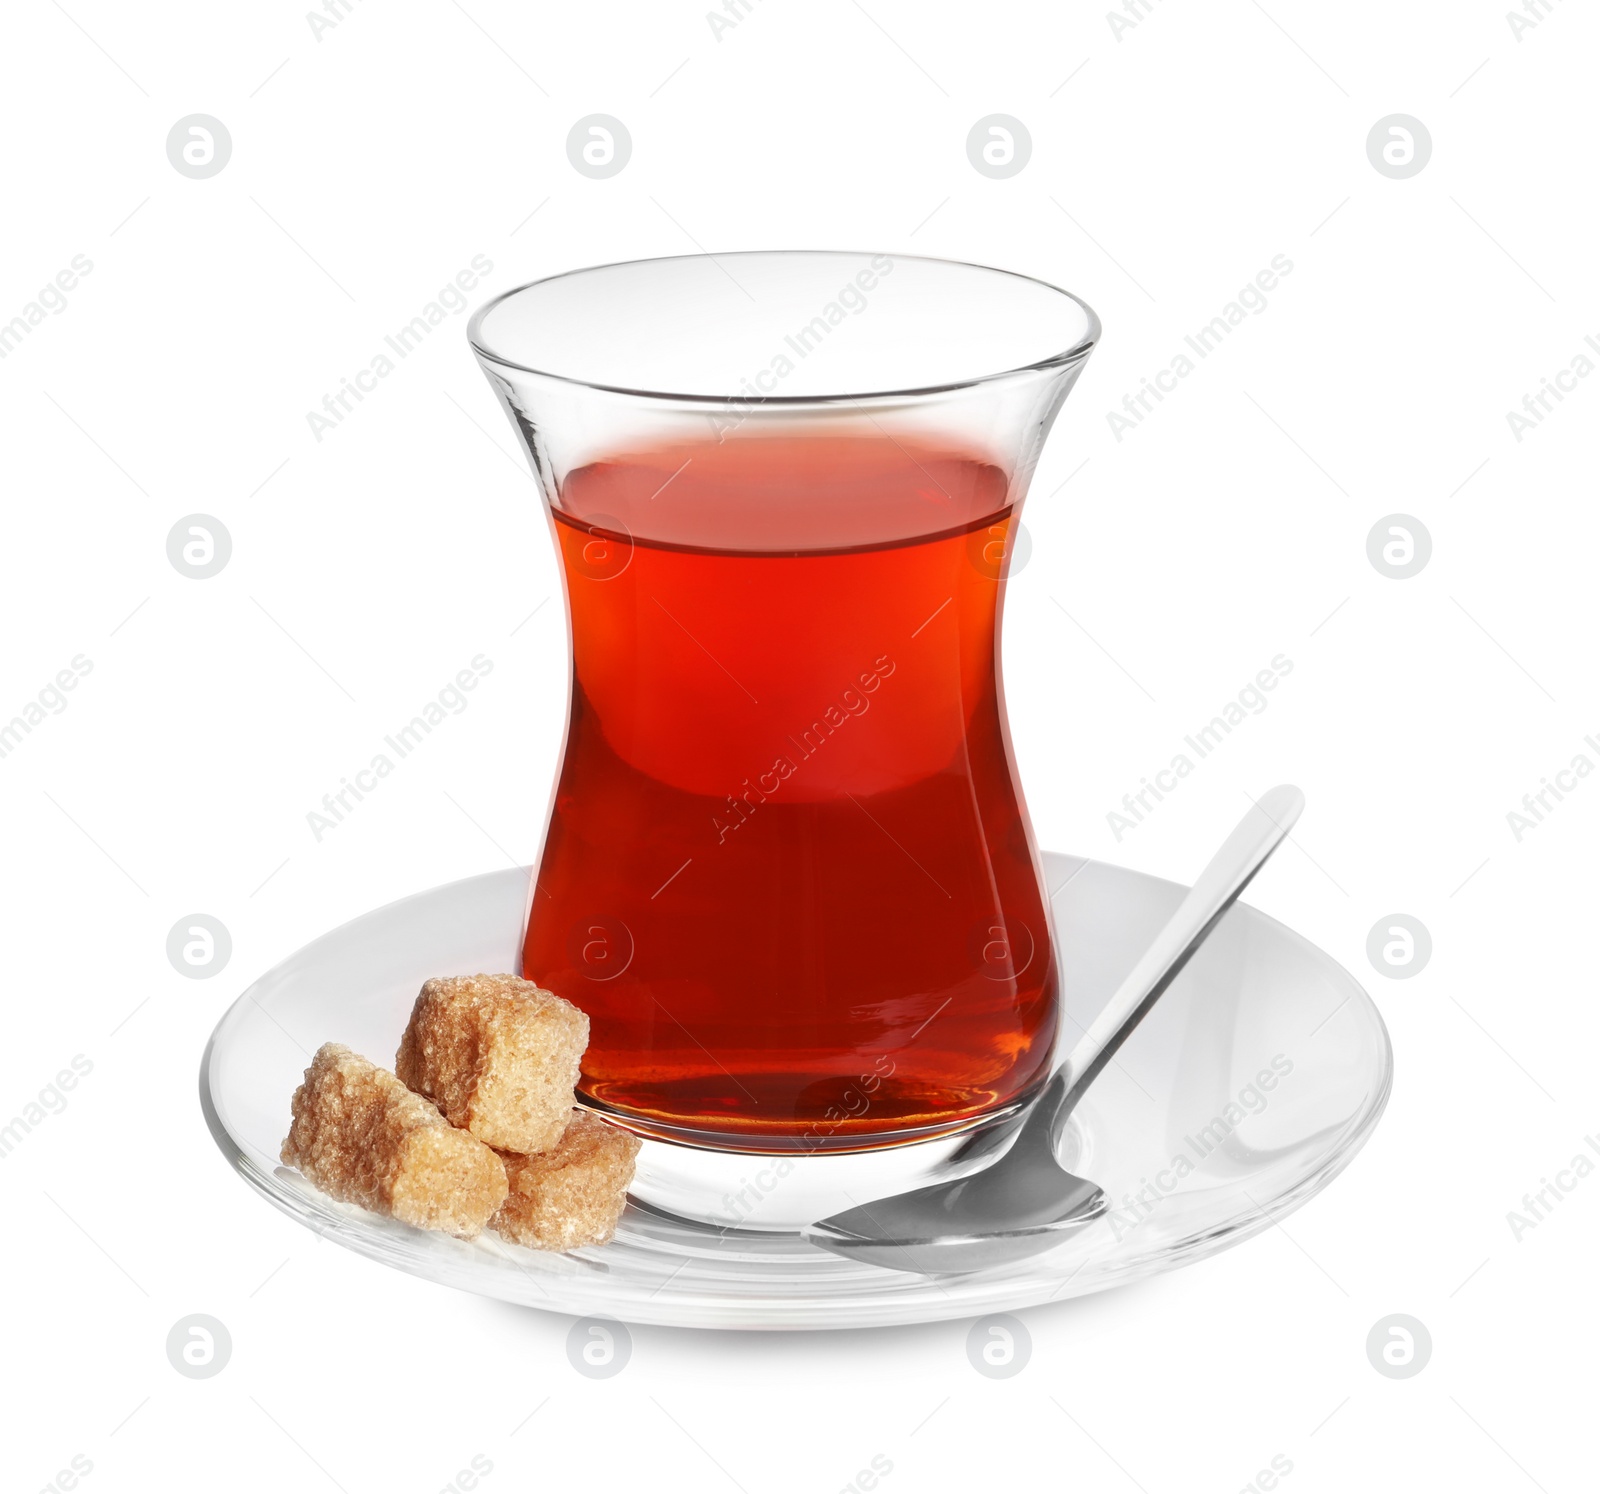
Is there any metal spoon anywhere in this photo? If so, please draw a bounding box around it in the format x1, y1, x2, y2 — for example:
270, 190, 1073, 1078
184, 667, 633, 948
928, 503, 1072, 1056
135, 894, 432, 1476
802, 784, 1306, 1275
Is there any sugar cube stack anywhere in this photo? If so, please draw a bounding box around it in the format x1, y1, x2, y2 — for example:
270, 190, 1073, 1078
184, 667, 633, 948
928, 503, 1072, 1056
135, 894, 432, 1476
283, 975, 639, 1254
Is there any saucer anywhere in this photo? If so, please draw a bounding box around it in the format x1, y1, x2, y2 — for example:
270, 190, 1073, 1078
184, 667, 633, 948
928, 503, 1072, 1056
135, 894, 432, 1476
200, 853, 1391, 1330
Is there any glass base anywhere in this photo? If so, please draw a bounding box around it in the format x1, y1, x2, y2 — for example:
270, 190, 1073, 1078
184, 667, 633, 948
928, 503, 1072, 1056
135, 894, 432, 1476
625, 1104, 1031, 1231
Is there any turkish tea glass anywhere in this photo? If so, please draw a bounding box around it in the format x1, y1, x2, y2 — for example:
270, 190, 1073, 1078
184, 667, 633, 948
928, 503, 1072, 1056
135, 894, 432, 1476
469, 252, 1097, 1223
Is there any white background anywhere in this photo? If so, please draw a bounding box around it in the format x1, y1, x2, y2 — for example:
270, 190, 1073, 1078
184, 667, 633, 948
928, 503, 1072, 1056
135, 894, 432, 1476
3, 0, 1597, 1489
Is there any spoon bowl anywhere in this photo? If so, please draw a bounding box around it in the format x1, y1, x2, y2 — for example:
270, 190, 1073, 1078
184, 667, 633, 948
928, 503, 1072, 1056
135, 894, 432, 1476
802, 1071, 1107, 1272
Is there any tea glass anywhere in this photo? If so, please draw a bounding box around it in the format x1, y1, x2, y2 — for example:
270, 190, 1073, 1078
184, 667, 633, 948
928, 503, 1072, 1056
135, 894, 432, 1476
469, 253, 1097, 1226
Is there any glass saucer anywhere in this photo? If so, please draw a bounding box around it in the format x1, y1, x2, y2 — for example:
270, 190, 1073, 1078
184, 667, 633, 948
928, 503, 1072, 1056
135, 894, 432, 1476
200, 853, 1391, 1330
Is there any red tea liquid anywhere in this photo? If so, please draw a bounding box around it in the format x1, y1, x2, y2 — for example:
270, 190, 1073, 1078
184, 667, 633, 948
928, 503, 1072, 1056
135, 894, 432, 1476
524, 433, 1057, 1146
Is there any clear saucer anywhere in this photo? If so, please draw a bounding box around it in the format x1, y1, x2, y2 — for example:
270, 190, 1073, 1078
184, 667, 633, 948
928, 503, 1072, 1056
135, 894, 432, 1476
200, 853, 1391, 1330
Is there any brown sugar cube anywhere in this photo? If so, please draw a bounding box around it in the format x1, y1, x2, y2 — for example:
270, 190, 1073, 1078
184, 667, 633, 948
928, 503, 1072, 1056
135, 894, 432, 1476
281, 1043, 507, 1238
395, 974, 589, 1154
490, 1110, 641, 1252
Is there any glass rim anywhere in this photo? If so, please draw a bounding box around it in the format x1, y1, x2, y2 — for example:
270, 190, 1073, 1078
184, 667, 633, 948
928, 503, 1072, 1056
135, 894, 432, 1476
467, 249, 1100, 407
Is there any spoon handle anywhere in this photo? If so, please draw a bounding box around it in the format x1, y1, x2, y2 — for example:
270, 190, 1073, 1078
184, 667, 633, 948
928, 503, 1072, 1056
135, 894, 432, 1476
1047, 784, 1305, 1140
